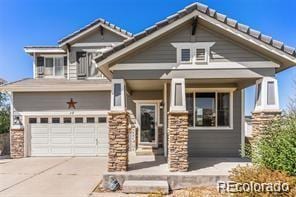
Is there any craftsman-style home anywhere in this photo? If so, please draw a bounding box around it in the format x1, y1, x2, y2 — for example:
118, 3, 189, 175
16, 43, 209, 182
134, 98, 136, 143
1, 2, 295, 173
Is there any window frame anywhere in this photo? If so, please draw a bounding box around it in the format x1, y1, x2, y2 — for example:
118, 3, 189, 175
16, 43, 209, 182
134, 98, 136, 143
171, 42, 215, 65
40, 55, 67, 78
186, 88, 234, 130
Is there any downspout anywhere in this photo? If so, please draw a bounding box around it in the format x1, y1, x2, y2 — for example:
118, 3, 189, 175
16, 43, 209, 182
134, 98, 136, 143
163, 82, 168, 157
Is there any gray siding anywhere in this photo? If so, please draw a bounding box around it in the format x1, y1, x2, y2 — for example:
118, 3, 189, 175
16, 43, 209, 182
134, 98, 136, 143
188, 90, 242, 157
14, 91, 110, 112
121, 22, 277, 66
68, 28, 125, 79
74, 28, 125, 44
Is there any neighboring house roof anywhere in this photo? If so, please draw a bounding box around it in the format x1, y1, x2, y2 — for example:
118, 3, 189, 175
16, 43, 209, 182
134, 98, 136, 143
94, 2, 296, 76
58, 18, 133, 46
0, 78, 6, 85
0, 78, 111, 92
24, 46, 65, 55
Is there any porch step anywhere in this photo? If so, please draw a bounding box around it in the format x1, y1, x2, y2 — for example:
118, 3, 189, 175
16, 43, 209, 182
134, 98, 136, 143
122, 180, 169, 194
136, 147, 164, 156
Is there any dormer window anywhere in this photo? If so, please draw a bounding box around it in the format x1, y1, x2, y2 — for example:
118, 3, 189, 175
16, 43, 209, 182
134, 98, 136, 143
171, 42, 215, 65
181, 49, 191, 63
195, 48, 206, 63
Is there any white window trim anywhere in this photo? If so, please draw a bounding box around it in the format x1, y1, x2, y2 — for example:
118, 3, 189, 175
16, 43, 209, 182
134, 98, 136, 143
186, 88, 235, 130
40, 55, 67, 78
171, 42, 215, 65
111, 79, 126, 111
170, 78, 186, 112
254, 77, 280, 112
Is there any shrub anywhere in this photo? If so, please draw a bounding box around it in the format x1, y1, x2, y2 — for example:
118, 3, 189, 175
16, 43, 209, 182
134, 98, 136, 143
251, 115, 296, 176
229, 165, 296, 196
0, 92, 10, 134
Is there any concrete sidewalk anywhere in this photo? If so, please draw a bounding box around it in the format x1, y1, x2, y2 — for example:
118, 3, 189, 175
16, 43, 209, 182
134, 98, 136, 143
0, 157, 107, 197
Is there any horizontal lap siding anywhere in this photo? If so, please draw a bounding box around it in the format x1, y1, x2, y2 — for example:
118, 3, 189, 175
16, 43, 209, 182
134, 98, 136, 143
188, 90, 242, 157
14, 91, 110, 112
122, 22, 270, 65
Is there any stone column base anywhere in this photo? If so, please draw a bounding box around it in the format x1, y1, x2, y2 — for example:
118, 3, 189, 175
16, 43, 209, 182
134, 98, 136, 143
108, 111, 129, 172
251, 111, 281, 140
168, 111, 188, 172
10, 128, 24, 159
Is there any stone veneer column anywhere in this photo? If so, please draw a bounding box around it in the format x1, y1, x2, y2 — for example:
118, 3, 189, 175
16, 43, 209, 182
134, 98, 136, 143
168, 111, 188, 172
108, 111, 129, 172
10, 128, 24, 159
251, 111, 281, 139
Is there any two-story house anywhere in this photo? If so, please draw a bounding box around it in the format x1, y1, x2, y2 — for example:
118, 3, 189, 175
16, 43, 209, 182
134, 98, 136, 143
1, 2, 295, 172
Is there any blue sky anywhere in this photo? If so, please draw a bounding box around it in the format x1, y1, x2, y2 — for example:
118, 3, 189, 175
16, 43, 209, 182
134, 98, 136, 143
0, 0, 295, 115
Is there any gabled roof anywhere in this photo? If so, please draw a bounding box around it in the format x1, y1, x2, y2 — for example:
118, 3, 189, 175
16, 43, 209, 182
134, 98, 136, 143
58, 18, 133, 46
94, 2, 296, 76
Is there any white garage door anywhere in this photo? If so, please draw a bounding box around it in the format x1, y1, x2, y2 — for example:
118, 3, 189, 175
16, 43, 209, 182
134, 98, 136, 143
29, 117, 108, 156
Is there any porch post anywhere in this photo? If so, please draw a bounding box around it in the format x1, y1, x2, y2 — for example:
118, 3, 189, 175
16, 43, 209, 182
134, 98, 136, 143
108, 79, 129, 172
168, 78, 189, 172
252, 77, 281, 139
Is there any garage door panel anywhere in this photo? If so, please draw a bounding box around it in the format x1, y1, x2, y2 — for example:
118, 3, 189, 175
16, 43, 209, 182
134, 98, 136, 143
30, 117, 108, 156
31, 137, 49, 144
31, 146, 50, 155
73, 137, 96, 144
51, 137, 72, 144
51, 127, 72, 134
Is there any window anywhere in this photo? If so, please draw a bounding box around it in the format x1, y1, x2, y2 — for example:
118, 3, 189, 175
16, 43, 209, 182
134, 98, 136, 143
195, 48, 206, 63
75, 117, 83, 123
63, 117, 72, 123
98, 117, 107, 123
52, 118, 60, 124
174, 83, 183, 106
86, 117, 95, 123
256, 83, 262, 106
40, 118, 48, 124
114, 83, 121, 106
41, 56, 67, 77
267, 81, 275, 105
171, 42, 215, 65
186, 93, 194, 127
54, 57, 64, 76
44, 58, 54, 76
195, 93, 216, 127
181, 49, 191, 62
29, 118, 37, 124
186, 91, 232, 128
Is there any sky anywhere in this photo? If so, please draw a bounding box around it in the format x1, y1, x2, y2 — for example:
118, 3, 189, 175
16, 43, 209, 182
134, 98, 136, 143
0, 0, 295, 115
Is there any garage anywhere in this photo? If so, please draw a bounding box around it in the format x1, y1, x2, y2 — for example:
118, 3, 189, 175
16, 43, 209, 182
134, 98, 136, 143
28, 116, 108, 156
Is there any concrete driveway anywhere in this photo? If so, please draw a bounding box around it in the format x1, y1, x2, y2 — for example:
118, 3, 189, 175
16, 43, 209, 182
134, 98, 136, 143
0, 157, 107, 197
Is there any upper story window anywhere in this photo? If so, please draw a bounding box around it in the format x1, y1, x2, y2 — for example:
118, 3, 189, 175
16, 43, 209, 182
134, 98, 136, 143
36, 55, 67, 78
171, 42, 215, 65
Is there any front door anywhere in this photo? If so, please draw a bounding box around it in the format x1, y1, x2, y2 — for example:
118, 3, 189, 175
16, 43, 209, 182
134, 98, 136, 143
139, 104, 157, 147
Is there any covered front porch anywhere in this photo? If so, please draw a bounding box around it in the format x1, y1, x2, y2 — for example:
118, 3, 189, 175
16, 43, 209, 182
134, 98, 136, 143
107, 75, 280, 172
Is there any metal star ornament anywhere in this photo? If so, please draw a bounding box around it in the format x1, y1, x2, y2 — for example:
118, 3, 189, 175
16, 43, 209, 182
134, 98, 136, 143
67, 98, 77, 109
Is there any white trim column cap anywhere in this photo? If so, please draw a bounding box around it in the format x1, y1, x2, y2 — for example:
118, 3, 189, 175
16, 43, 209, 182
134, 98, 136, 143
254, 76, 280, 112
111, 79, 126, 111
170, 78, 186, 112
